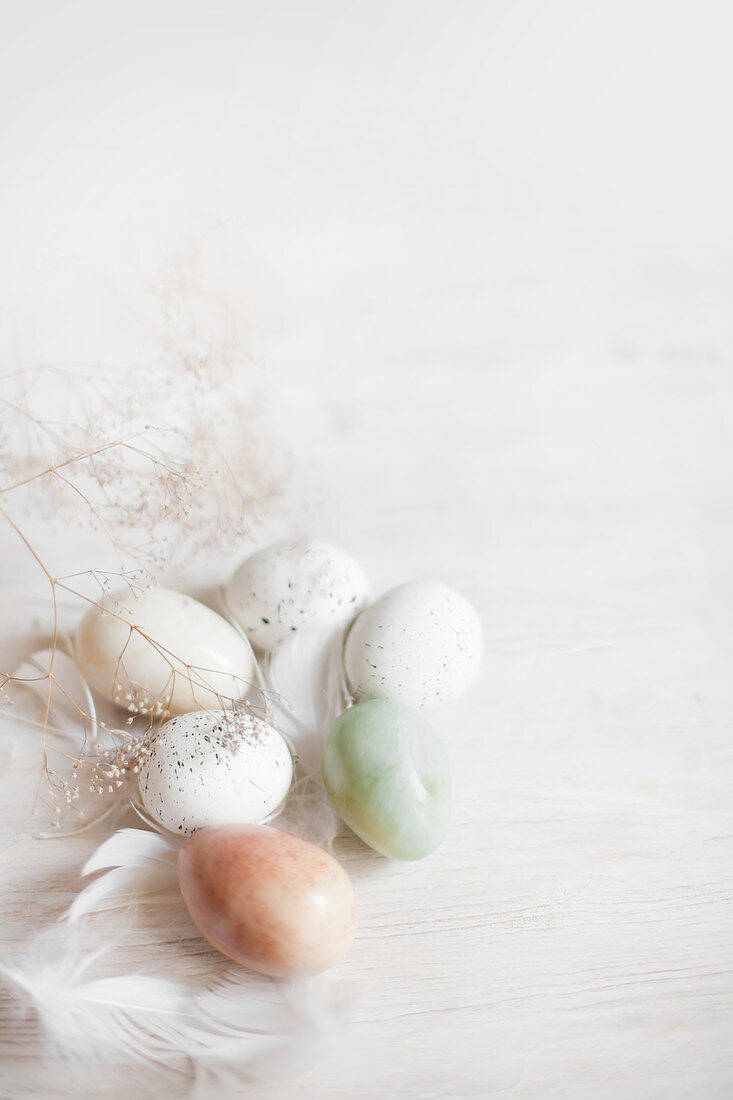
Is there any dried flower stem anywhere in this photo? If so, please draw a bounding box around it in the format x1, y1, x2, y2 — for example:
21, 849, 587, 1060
0, 331, 282, 831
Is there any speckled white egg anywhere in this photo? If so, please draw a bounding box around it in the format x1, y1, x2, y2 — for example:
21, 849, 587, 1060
343, 581, 482, 708
75, 587, 254, 717
138, 709, 293, 835
225, 541, 369, 652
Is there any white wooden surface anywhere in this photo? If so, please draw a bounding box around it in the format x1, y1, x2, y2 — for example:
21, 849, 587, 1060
1, 3, 733, 1097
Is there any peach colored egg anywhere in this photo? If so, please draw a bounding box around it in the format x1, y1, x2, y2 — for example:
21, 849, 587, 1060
177, 824, 358, 977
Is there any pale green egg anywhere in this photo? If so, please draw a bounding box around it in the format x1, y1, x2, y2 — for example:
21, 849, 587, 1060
321, 699, 451, 860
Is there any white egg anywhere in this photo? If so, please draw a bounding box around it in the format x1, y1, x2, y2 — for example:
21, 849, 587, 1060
225, 540, 369, 651
75, 587, 255, 717
138, 709, 293, 835
343, 581, 482, 708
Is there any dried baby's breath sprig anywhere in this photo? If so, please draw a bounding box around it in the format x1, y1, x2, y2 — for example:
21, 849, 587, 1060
211, 709, 269, 754
0, 264, 286, 828
10, 646, 264, 835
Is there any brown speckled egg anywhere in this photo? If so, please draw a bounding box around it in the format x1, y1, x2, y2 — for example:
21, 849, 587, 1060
177, 824, 358, 977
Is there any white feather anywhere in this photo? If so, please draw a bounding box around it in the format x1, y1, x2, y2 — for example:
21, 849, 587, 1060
0, 928, 350, 1080
11, 644, 99, 747
2, 619, 357, 1082
80, 826, 177, 876
7, 645, 139, 837
65, 828, 181, 922
264, 624, 350, 846
1, 953, 189, 1065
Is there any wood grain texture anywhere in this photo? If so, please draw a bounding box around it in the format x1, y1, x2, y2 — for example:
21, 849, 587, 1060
1, 4, 733, 1097
1, 344, 731, 1099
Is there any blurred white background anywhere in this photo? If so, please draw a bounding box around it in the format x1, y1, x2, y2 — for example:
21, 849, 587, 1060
1, 3, 732, 1098
2, 1, 732, 583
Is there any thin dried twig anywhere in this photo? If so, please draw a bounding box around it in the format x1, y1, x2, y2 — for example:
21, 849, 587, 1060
0, 274, 285, 831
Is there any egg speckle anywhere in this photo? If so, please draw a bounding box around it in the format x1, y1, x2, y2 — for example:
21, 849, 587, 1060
138, 709, 293, 835
225, 541, 368, 651
178, 824, 358, 976
343, 581, 482, 708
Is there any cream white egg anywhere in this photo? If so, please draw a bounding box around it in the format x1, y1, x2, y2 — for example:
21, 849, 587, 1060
75, 587, 255, 717
225, 541, 369, 652
138, 709, 293, 835
343, 581, 482, 708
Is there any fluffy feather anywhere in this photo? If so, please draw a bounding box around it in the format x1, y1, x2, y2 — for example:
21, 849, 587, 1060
81, 825, 177, 876
10, 645, 98, 748
0, 928, 350, 1080
1, 617, 356, 1083
65, 828, 181, 922
264, 624, 349, 846
7, 644, 138, 837
0, 940, 191, 1065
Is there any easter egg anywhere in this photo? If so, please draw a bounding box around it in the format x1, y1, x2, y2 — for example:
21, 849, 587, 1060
321, 698, 451, 860
75, 587, 254, 717
177, 823, 358, 976
343, 580, 482, 708
138, 709, 293, 835
225, 540, 368, 651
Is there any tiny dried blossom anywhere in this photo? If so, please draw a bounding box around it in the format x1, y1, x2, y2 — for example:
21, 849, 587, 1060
0, 266, 288, 827
212, 710, 269, 754
35, 669, 273, 830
